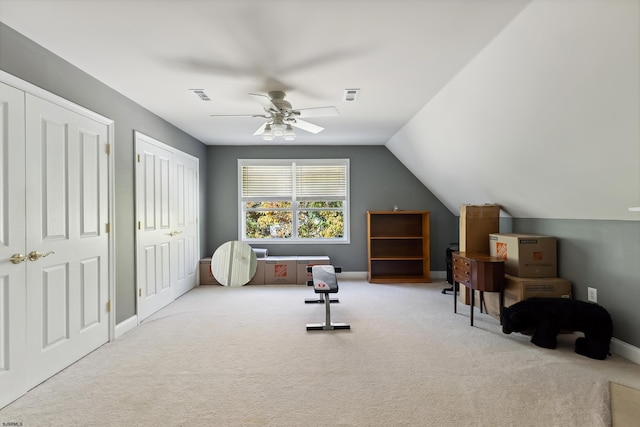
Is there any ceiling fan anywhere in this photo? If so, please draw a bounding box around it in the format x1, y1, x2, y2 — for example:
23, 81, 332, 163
210, 91, 339, 140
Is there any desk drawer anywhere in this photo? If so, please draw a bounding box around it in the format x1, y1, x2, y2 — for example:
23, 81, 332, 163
452, 255, 471, 285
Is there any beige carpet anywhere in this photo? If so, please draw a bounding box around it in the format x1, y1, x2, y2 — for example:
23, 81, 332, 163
2, 280, 640, 426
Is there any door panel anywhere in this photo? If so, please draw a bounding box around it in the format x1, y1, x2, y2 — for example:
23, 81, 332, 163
42, 264, 70, 348
0, 82, 27, 408
173, 152, 199, 297
80, 256, 101, 329
25, 94, 109, 389
136, 136, 175, 320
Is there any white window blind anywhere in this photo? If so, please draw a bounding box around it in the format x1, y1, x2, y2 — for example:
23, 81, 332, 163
295, 164, 347, 200
241, 161, 347, 200
241, 164, 293, 198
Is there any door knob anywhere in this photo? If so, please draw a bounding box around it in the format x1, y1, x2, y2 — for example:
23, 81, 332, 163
28, 251, 55, 261
10, 253, 26, 264
169, 230, 183, 237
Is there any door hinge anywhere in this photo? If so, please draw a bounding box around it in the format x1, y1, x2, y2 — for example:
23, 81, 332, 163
106, 223, 111, 233
106, 300, 112, 312
138, 221, 141, 230
106, 143, 111, 155
139, 288, 142, 297
137, 153, 141, 163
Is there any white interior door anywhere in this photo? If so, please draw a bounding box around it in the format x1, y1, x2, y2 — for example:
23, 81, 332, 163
0, 82, 27, 407
136, 133, 176, 320
24, 94, 110, 388
173, 152, 199, 297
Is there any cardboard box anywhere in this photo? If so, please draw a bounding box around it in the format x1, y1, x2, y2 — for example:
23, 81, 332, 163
489, 233, 557, 277
460, 204, 500, 254
264, 256, 298, 284
459, 204, 500, 304
247, 258, 266, 285
199, 258, 220, 285
296, 256, 331, 284
503, 274, 572, 307
478, 275, 572, 320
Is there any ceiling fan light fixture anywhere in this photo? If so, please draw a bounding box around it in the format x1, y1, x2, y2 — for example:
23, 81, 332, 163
270, 116, 286, 136
262, 124, 275, 141
283, 125, 296, 141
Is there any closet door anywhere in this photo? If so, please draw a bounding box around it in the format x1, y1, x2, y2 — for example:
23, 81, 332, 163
173, 151, 199, 297
135, 133, 199, 321
0, 83, 27, 408
24, 94, 110, 388
136, 133, 176, 321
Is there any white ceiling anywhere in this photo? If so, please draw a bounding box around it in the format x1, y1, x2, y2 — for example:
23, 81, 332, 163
0, 0, 530, 145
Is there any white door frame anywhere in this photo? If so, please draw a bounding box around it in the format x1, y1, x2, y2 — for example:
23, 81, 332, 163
0, 70, 116, 341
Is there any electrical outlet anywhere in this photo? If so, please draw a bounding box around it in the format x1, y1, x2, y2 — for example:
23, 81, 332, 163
588, 287, 597, 303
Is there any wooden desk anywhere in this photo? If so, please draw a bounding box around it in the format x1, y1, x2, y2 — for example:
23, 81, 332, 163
452, 252, 505, 326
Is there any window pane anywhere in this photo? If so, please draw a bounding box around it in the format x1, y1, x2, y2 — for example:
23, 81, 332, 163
245, 201, 291, 209
298, 201, 343, 209
245, 211, 292, 238
298, 210, 344, 238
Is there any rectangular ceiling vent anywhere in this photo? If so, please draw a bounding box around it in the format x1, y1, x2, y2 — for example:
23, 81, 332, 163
343, 88, 360, 102
190, 89, 210, 101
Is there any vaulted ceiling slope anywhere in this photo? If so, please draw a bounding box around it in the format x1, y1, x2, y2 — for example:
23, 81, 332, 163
388, 1, 640, 221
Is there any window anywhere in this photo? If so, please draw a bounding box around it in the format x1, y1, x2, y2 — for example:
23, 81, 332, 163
238, 159, 350, 243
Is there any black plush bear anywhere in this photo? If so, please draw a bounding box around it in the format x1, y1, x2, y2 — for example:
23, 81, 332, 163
500, 298, 613, 360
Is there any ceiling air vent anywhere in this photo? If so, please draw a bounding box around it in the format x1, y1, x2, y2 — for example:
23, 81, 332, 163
190, 89, 210, 101
343, 88, 360, 102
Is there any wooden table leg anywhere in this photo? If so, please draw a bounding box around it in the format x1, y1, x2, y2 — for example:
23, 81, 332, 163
453, 281, 457, 314
470, 286, 475, 326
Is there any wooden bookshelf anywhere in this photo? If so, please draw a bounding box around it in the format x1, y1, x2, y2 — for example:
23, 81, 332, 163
366, 211, 430, 283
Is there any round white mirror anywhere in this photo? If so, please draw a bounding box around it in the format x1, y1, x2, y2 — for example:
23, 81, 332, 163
210, 241, 257, 286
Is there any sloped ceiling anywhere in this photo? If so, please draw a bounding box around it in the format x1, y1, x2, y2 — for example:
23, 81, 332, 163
387, 1, 640, 221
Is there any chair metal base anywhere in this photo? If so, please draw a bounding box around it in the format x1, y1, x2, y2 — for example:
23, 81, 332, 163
306, 323, 350, 331
304, 297, 339, 304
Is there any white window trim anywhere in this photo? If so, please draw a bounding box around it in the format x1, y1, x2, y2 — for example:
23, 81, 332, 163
238, 158, 350, 244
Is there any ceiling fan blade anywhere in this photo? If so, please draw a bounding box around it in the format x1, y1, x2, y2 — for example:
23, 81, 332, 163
291, 119, 324, 134
253, 122, 268, 136
249, 93, 278, 113
209, 114, 270, 118
294, 106, 339, 118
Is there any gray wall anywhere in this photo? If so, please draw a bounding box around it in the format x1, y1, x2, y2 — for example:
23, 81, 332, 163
0, 23, 208, 323
513, 219, 640, 348
206, 145, 458, 272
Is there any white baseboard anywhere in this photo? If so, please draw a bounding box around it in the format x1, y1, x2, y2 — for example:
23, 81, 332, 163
114, 315, 138, 339
611, 338, 640, 365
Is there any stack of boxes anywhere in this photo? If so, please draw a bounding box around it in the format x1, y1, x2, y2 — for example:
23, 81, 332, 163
199, 254, 330, 285
458, 204, 572, 320
484, 233, 572, 319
